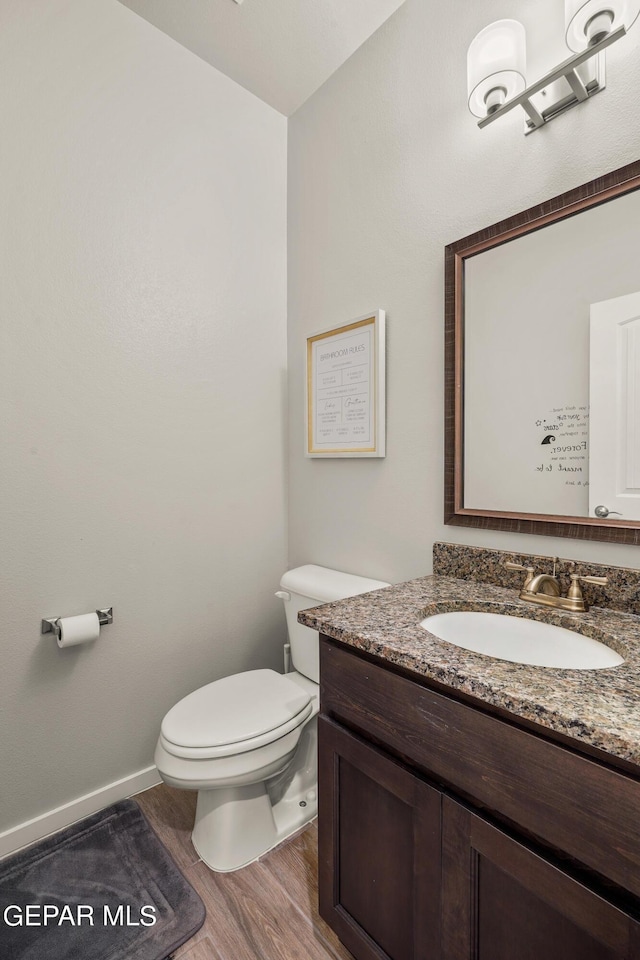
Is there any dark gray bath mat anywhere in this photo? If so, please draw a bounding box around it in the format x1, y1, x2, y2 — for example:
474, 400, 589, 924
0, 799, 205, 960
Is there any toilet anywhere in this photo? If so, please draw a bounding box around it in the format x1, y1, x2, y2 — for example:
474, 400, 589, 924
154, 564, 390, 872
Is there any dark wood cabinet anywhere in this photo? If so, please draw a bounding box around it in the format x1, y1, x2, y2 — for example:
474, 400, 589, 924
318, 716, 441, 960
442, 798, 640, 960
318, 637, 640, 960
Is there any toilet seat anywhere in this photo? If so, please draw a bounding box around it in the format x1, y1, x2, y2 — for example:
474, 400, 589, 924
160, 669, 312, 760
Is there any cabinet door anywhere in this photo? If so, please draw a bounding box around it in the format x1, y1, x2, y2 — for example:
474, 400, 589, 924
318, 716, 442, 960
442, 797, 640, 960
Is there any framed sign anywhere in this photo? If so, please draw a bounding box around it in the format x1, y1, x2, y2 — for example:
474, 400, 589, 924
306, 311, 385, 458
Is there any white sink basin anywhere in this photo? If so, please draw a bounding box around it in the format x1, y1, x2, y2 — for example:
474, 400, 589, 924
420, 611, 624, 669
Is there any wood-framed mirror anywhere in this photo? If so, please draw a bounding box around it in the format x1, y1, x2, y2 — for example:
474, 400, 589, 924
445, 158, 640, 545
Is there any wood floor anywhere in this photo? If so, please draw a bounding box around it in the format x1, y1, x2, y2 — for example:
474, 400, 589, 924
135, 783, 353, 960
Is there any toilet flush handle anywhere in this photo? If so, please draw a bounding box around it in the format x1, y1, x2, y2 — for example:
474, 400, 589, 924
275, 590, 291, 601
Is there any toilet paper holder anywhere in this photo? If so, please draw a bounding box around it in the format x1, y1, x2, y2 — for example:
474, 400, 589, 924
41, 608, 114, 637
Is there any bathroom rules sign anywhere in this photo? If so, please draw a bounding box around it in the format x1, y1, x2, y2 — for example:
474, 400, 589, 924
306, 311, 386, 457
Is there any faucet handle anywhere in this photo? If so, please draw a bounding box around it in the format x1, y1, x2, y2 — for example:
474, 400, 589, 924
567, 574, 608, 609
504, 561, 535, 589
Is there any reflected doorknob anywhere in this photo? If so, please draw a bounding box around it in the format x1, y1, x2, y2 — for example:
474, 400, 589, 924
594, 505, 623, 518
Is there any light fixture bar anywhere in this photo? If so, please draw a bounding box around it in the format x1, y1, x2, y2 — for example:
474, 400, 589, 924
478, 25, 626, 131
565, 69, 589, 100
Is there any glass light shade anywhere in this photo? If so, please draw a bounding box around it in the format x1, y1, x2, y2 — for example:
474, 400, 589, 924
467, 20, 526, 119
565, 0, 640, 50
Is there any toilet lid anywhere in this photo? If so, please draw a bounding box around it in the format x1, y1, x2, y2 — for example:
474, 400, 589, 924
160, 669, 312, 751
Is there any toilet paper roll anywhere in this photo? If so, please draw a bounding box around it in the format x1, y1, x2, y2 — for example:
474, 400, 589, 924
56, 612, 101, 648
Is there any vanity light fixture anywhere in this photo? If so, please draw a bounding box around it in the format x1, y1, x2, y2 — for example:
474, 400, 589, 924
565, 0, 640, 49
467, 20, 527, 119
468, 2, 639, 133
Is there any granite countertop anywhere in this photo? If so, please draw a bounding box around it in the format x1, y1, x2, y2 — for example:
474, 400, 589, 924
298, 575, 640, 767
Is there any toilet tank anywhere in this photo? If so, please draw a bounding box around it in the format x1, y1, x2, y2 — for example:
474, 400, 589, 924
278, 564, 390, 684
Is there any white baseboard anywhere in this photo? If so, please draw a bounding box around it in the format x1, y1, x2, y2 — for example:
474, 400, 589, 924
0, 766, 161, 860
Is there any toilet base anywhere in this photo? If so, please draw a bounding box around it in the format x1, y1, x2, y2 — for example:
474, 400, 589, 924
191, 781, 317, 873
191, 716, 317, 872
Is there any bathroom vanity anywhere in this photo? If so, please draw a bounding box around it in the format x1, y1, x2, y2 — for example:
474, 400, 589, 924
300, 555, 640, 960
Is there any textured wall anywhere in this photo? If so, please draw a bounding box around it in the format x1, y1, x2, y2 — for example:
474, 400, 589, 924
287, 0, 640, 584
0, 0, 287, 833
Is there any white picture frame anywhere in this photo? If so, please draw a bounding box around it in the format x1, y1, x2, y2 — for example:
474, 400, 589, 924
306, 310, 386, 458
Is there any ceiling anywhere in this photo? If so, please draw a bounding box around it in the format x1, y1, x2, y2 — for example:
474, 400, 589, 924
117, 0, 407, 116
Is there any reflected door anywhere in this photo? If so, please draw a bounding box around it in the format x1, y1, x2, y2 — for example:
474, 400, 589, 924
589, 290, 640, 521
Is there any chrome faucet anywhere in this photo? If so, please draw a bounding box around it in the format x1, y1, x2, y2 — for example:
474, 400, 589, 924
505, 560, 607, 613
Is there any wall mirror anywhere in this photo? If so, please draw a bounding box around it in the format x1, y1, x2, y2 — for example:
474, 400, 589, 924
445, 159, 640, 545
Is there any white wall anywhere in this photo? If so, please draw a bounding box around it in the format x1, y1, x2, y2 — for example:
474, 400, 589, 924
0, 0, 287, 835
287, 0, 640, 584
